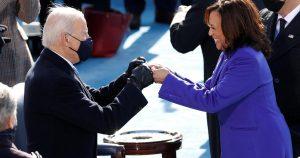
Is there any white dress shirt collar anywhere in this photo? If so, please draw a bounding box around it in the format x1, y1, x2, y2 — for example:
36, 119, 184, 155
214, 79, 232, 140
277, 4, 300, 28
50, 49, 78, 73
275, 4, 300, 37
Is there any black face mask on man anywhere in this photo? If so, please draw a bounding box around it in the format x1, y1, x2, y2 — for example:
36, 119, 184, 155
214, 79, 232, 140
67, 33, 93, 62
263, 0, 285, 12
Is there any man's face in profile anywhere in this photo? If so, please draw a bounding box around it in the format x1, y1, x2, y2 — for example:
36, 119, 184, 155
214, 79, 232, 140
263, 0, 285, 12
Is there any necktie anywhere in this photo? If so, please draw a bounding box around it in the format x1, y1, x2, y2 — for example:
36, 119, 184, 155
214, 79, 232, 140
276, 18, 287, 38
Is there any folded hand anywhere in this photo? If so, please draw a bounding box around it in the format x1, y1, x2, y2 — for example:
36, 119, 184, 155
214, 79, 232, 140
128, 64, 154, 90
150, 64, 171, 84
126, 56, 146, 76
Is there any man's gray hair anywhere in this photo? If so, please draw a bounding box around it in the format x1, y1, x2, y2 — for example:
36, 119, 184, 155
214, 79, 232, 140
0, 83, 17, 131
42, 5, 85, 48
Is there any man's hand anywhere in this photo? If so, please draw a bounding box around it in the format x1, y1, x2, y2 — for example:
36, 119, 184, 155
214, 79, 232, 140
128, 64, 154, 90
0, 24, 11, 51
171, 5, 192, 25
177, 5, 192, 13
125, 56, 146, 76
0, 24, 7, 33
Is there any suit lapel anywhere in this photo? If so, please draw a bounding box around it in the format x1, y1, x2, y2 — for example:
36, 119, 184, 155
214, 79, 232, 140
210, 54, 226, 86
42, 48, 95, 101
74, 73, 95, 101
270, 12, 300, 62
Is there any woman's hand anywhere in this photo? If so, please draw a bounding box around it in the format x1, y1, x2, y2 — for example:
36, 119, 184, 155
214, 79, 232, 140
150, 64, 172, 84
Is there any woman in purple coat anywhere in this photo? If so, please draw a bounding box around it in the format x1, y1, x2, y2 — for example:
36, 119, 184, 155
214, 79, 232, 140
151, 0, 293, 157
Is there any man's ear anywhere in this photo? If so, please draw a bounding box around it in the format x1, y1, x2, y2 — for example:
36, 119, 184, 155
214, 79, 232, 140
7, 115, 17, 129
65, 34, 70, 42
62, 33, 70, 46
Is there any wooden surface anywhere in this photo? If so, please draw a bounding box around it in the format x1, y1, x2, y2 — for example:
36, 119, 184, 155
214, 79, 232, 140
104, 130, 182, 157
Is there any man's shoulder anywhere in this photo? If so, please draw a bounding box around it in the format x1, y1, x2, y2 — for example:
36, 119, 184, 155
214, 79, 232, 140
26, 57, 74, 90
26, 60, 55, 82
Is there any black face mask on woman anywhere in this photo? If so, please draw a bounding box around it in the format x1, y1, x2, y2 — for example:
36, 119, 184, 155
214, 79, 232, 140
67, 33, 93, 62
263, 0, 285, 12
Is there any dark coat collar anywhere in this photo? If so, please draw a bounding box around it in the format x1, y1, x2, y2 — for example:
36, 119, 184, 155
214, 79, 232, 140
39, 48, 76, 75
0, 129, 15, 149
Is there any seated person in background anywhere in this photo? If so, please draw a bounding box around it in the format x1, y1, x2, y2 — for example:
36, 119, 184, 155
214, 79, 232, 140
151, 0, 292, 157
24, 6, 154, 158
0, 83, 41, 158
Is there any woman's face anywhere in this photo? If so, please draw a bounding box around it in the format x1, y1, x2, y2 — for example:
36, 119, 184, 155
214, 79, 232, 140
208, 11, 227, 51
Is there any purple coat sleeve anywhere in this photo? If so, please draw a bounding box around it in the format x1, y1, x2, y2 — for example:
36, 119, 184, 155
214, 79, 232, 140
159, 55, 260, 113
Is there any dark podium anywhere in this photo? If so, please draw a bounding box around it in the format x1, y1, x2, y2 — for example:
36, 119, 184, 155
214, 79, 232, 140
104, 130, 183, 158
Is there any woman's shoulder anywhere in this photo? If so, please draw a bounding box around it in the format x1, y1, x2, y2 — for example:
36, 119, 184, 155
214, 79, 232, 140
228, 46, 266, 69
233, 46, 263, 59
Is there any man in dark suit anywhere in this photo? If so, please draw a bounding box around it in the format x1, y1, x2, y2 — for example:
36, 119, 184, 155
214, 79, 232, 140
169, 1, 265, 158
24, 6, 153, 158
261, 0, 300, 157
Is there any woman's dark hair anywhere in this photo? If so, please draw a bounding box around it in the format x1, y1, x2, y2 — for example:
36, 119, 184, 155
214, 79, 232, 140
204, 0, 272, 58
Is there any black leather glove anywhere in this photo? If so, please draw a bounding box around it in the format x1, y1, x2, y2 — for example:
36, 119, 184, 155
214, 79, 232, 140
0, 24, 7, 33
128, 64, 154, 90
125, 56, 146, 76
31, 151, 42, 158
0, 24, 11, 54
